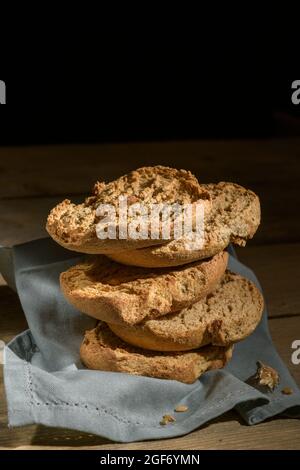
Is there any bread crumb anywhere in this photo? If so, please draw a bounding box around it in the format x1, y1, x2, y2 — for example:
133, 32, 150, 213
160, 414, 176, 425
174, 405, 188, 412
255, 361, 279, 390
281, 387, 293, 395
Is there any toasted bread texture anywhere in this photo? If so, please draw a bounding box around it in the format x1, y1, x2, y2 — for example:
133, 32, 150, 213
46, 166, 211, 254
80, 323, 233, 384
108, 182, 260, 267
108, 272, 264, 351
60, 251, 228, 325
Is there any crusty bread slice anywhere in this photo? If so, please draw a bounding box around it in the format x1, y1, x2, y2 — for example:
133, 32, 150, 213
60, 251, 228, 325
46, 166, 210, 254
108, 182, 260, 267
108, 272, 264, 351
80, 323, 233, 384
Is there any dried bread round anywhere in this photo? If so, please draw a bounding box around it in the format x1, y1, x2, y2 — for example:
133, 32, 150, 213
46, 166, 210, 254
60, 251, 228, 326
108, 271, 264, 351
108, 182, 260, 267
80, 323, 233, 384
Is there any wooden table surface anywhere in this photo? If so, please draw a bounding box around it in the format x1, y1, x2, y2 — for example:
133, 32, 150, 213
0, 139, 300, 450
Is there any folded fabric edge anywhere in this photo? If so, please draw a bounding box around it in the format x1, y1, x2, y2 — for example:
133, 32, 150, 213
238, 395, 300, 425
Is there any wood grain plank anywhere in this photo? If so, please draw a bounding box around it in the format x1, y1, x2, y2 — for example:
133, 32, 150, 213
0, 139, 300, 244
237, 244, 300, 318
0, 197, 79, 247
1, 139, 300, 198
0, 315, 299, 450
269, 317, 300, 388
0, 286, 28, 339
8, 417, 300, 451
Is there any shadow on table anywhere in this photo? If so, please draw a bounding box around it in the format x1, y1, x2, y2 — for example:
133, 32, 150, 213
24, 411, 251, 448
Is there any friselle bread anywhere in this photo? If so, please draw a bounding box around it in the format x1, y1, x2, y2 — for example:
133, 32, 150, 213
80, 323, 233, 384
108, 271, 264, 351
60, 251, 228, 325
46, 166, 211, 254
108, 182, 260, 267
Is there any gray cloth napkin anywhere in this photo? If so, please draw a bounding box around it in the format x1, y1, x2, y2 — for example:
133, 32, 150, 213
2, 238, 300, 442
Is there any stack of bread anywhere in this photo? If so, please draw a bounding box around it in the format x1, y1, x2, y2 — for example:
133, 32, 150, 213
46, 166, 263, 384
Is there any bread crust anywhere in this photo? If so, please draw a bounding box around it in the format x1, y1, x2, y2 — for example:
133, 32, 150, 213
46, 166, 211, 254
80, 323, 233, 384
108, 182, 261, 267
60, 251, 228, 325
108, 272, 264, 351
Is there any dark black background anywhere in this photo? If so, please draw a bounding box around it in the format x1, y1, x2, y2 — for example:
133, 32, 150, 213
1, 66, 299, 145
